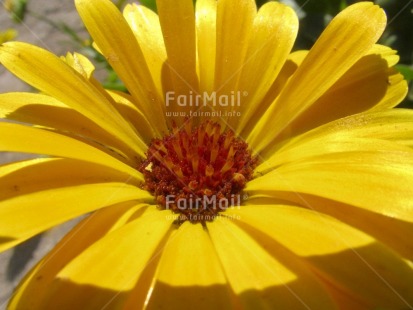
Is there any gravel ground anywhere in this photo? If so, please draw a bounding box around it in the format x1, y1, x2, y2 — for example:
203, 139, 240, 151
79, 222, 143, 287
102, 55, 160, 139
0, 1, 87, 308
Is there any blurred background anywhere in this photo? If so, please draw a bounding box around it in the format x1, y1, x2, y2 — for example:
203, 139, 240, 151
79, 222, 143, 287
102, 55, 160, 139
0, 0, 412, 308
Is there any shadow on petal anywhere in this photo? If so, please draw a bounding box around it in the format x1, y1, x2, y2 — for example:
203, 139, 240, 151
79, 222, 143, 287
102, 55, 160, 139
146, 282, 236, 309
7, 104, 98, 136
306, 244, 413, 309
147, 277, 338, 309
12, 279, 130, 310
238, 218, 413, 309
0, 236, 16, 243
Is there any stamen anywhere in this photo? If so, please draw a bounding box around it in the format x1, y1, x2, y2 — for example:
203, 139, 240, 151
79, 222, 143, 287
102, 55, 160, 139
172, 138, 184, 160
139, 120, 258, 223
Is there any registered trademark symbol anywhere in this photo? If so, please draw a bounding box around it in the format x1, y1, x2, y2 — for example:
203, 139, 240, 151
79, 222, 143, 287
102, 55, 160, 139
243, 91, 248, 97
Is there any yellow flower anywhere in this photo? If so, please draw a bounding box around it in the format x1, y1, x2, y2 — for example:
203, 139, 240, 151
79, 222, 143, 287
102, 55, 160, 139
0, 0, 413, 309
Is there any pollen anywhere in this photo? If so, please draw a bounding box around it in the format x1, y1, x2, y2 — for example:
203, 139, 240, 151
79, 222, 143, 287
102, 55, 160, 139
139, 120, 258, 223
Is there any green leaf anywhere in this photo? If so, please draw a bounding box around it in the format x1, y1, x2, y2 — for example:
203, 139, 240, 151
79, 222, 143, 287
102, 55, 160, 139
8, 0, 28, 23
396, 65, 413, 82
139, 0, 157, 12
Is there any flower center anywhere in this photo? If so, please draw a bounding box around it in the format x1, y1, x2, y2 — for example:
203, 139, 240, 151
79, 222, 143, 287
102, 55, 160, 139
139, 120, 258, 223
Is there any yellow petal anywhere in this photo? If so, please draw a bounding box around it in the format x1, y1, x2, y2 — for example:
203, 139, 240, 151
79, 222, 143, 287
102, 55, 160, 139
107, 89, 154, 143
226, 205, 413, 308
240, 50, 307, 136
226, 205, 362, 255
123, 3, 166, 99
234, 1, 298, 130
144, 222, 234, 309
248, 2, 387, 153
0, 122, 142, 179
0, 157, 139, 201
206, 217, 336, 308
8, 202, 148, 310
258, 109, 413, 173
212, 0, 256, 124
32, 209, 174, 309
268, 108, 413, 165
214, 0, 256, 91
248, 151, 413, 222
47, 209, 173, 309
157, 0, 199, 98
258, 137, 413, 175
370, 44, 400, 67
196, 0, 217, 94
0, 42, 147, 157
62, 52, 95, 79
0, 92, 89, 128
0, 92, 137, 161
369, 68, 407, 111
75, 0, 167, 135
273, 52, 407, 143
0, 180, 151, 252
259, 193, 413, 260
340, 109, 413, 145
154, 222, 226, 286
